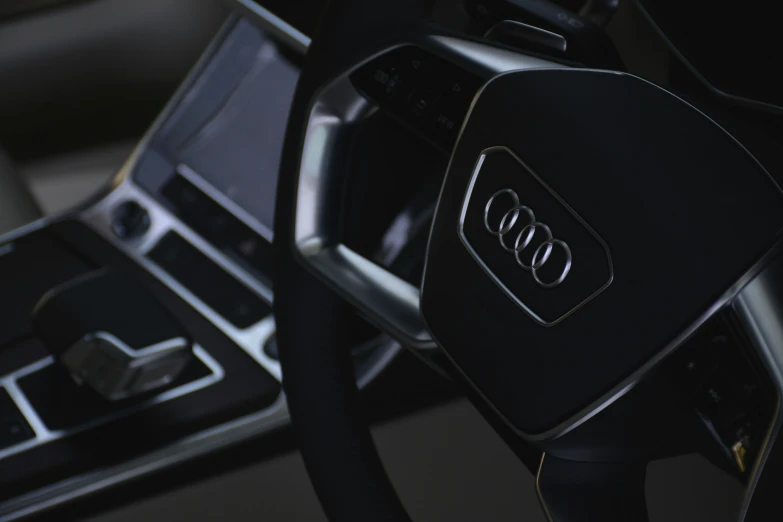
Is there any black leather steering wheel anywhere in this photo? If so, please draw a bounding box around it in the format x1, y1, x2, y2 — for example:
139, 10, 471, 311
273, 1, 783, 521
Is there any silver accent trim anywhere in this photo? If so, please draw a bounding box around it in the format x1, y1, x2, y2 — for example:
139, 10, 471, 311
535, 454, 555, 522
302, 246, 432, 346
0, 216, 57, 249
0, 345, 223, 462
230, 0, 311, 55
421, 66, 783, 441
485, 20, 568, 53
293, 37, 567, 350
431, 36, 562, 76
458, 147, 611, 325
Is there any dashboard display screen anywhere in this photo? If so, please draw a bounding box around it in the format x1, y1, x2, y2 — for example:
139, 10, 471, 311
180, 47, 298, 238
155, 20, 300, 240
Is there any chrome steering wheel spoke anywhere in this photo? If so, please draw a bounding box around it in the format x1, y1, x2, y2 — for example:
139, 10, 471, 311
292, 36, 565, 350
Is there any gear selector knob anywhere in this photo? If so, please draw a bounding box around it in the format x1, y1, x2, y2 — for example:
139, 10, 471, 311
32, 270, 192, 401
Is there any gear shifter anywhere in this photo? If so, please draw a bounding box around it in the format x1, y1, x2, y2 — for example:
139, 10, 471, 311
32, 269, 193, 401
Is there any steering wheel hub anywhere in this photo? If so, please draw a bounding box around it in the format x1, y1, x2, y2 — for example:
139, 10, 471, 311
421, 68, 783, 437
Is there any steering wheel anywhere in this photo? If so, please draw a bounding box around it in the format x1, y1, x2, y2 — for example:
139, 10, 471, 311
273, 1, 783, 520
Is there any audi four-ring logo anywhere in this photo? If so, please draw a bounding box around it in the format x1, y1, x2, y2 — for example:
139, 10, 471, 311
484, 188, 572, 288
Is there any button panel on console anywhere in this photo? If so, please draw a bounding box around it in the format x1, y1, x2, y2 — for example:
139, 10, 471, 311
148, 233, 271, 329
161, 174, 275, 286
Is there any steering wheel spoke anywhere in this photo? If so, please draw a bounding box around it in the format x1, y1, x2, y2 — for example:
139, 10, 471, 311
291, 33, 563, 350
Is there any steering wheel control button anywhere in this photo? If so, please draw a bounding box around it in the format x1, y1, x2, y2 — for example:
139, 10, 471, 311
32, 270, 194, 401
111, 200, 151, 240
431, 108, 463, 149
351, 54, 404, 104
404, 90, 438, 132
457, 147, 612, 325
351, 46, 482, 152
352, 46, 429, 104
659, 311, 776, 476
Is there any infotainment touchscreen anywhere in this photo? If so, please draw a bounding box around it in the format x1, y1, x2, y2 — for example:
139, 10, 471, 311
152, 19, 300, 241
174, 41, 298, 237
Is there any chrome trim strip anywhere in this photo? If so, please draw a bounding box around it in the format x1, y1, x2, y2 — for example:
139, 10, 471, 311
431, 36, 563, 75
535, 454, 555, 522
0, 345, 223, 462
230, 0, 311, 56
293, 44, 428, 348
420, 65, 783, 441
292, 37, 566, 351
0, 216, 57, 248
303, 246, 432, 346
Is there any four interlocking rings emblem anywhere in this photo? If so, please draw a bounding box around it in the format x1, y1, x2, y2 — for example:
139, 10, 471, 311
483, 189, 572, 288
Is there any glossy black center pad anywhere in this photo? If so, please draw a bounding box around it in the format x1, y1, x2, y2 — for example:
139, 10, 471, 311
422, 69, 783, 437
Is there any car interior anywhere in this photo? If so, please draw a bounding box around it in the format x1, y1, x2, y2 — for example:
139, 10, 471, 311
0, 0, 781, 521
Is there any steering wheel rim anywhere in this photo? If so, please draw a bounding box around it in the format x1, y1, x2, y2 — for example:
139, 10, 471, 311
274, 2, 783, 521
273, 2, 430, 520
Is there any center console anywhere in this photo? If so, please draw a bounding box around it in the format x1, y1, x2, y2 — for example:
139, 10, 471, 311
0, 14, 410, 520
